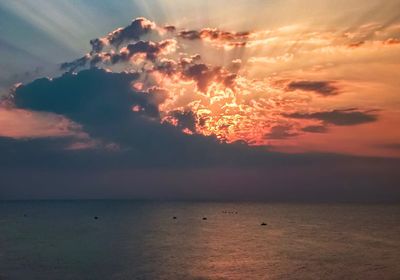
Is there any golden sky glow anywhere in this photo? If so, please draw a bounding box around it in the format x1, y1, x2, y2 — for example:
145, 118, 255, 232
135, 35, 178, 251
58, 15, 399, 157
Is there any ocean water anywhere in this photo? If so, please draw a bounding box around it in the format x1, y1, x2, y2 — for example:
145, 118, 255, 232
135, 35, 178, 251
0, 201, 399, 280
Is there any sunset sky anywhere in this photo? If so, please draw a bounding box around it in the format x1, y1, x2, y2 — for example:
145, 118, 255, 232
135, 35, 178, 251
0, 0, 399, 201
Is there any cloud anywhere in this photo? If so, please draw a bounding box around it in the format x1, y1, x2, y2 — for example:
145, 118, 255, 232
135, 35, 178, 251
176, 60, 238, 92
348, 41, 365, 48
12, 68, 161, 143
62, 40, 176, 71
14, 69, 146, 115
384, 38, 400, 45
60, 55, 90, 72
0, 105, 85, 139
178, 28, 250, 49
178, 30, 201, 40
60, 18, 159, 71
287, 80, 340, 96
93, 17, 156, 51
61, 18, 251, 72
169, 110, 197, 132
182, 63, 216, 91
61, 20, 252, 72
109, 40, 176, 64
265, 125, 299, 139
163, 25, 176, 33
178, 28, 250, 42
285, 109, 378, 126
8, 68, 255, 161
301, 125, 328, 133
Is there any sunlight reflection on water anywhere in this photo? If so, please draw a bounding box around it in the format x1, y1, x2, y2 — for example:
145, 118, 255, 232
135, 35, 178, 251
0, 201, 399, 279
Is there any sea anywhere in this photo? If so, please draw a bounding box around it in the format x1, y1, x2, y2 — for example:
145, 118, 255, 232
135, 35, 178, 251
0, 201, 399, 280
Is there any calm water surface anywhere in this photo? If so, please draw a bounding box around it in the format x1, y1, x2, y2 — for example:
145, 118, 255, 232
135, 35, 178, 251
0, 201, 399, 279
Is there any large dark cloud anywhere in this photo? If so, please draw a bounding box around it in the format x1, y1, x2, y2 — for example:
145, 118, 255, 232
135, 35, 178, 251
12, 68, 162, 149
287, 80, 339, 96
11, 69, 187, 148
285, 109, 378, 126
1, 68, 399, 201
8, 68, 263, 166
14, 68, 157, 122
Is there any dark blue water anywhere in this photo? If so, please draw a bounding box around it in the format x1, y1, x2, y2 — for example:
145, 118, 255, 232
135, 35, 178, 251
1, 201, 399, 279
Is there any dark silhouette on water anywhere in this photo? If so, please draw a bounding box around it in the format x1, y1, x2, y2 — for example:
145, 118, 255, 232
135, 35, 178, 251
202, 217, 207, 220
261, 222, 267, 226
172, 216, 177, 219
222, 210, 238, 214
94, 216, 99, 220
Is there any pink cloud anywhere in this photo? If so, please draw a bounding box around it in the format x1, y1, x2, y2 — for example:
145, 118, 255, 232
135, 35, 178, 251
0, 106, 85, 139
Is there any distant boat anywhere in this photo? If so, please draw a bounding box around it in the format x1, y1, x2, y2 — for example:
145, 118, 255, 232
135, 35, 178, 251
202, 217, 207, 220
261, 222, 267, 226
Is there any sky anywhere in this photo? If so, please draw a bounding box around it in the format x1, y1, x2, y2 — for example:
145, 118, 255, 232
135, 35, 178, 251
0, 0, 400, 201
